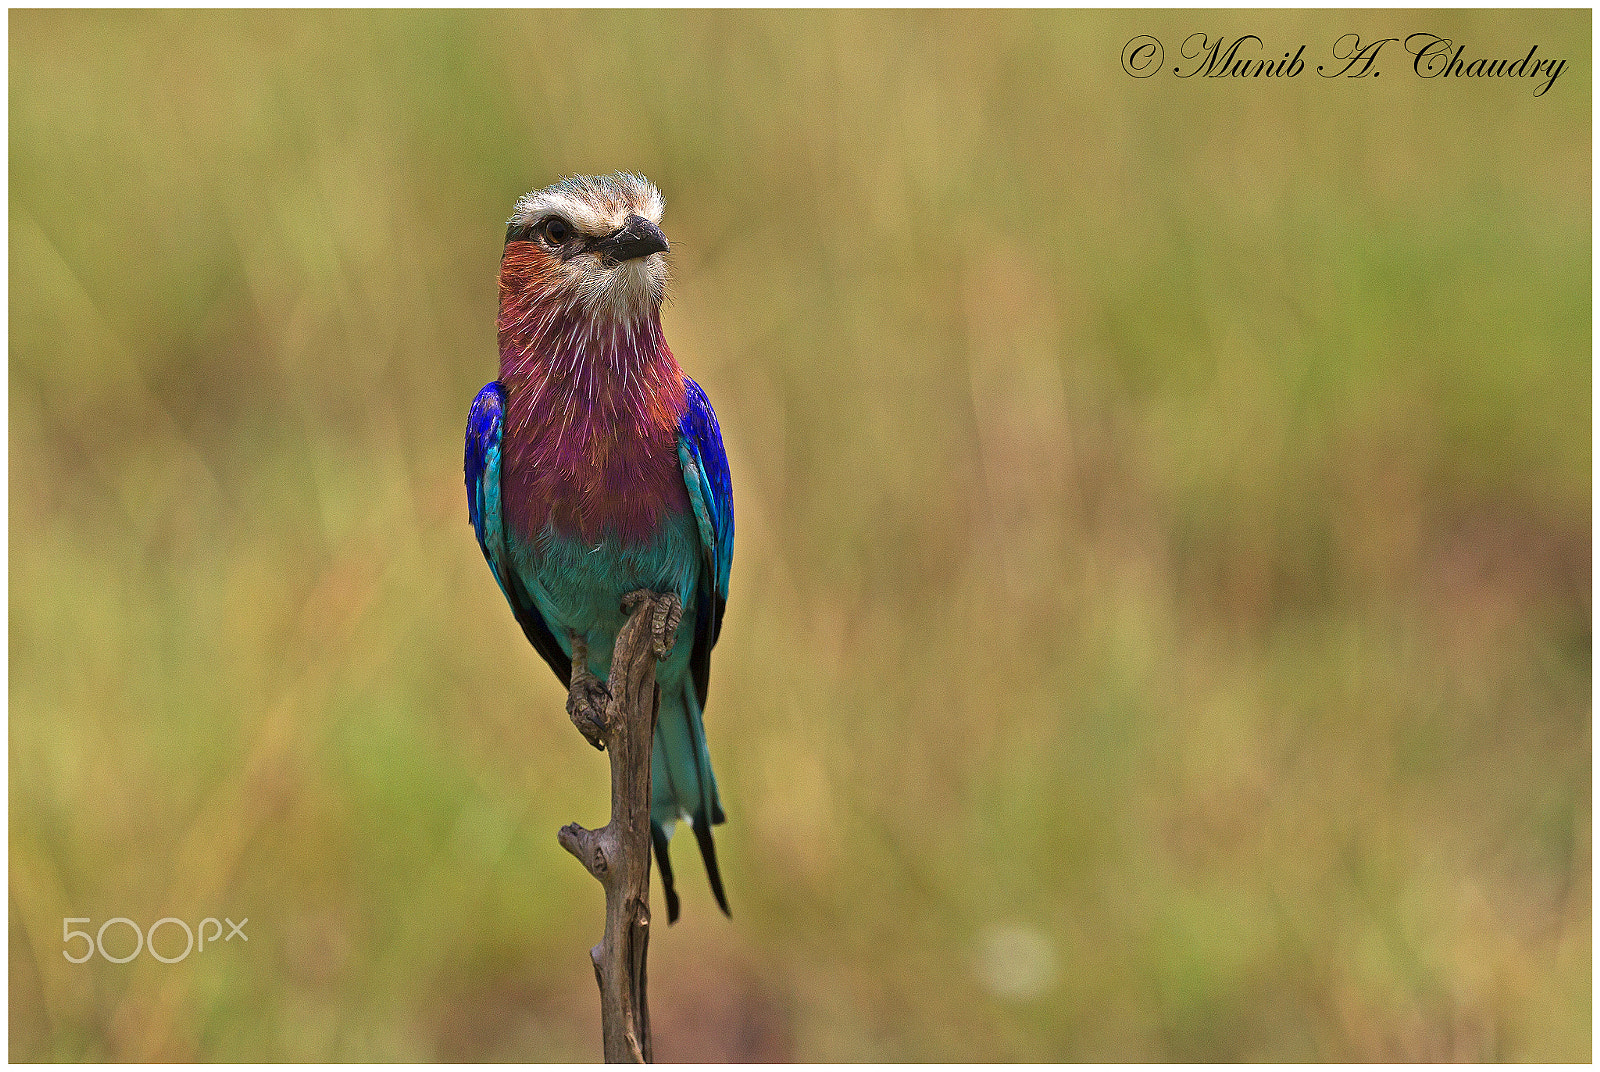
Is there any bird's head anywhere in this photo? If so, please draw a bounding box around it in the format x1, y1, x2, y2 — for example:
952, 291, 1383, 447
501, 172, 669, 324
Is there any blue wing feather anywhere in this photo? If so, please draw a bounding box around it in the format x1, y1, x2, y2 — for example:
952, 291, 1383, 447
466, 382, 572, 685
677, 377, 733, 709
465, 385, 505, 588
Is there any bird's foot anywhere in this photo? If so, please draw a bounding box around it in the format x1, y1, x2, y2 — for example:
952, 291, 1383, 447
567, 635, 610, 750
623, 590, 682, 660
567, 676, 610, 750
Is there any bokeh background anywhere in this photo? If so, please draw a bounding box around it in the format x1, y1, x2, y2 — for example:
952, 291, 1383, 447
9, 8, 1590, 1062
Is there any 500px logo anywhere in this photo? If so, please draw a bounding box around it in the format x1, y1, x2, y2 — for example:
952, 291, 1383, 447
63, 916, 248, 964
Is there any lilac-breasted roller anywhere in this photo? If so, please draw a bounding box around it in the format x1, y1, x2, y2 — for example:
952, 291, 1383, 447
464, 173, 732, 923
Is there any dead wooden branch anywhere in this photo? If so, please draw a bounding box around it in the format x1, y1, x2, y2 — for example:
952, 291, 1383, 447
558, 590, 679, 1064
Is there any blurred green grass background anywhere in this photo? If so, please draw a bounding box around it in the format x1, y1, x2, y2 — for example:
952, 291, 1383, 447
9, 8, 1589, 1061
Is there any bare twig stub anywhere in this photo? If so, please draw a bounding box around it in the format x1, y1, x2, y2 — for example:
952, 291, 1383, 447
558, 590, 680, 1064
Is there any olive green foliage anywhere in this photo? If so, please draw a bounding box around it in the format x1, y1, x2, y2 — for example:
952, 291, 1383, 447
10, 9, 1589, 1061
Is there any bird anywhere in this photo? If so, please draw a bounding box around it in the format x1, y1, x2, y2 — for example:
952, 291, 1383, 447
464, 173, 732, 924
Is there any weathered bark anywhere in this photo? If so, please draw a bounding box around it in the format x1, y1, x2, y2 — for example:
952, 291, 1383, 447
558, 591, 678, 1064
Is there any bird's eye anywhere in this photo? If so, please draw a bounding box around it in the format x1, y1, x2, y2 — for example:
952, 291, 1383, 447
541, 217, 571, 246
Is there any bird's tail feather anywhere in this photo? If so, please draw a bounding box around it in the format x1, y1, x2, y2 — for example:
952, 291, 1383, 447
650, 684, 729, 920
650, 822, 681, 924
692, 813, 730, 916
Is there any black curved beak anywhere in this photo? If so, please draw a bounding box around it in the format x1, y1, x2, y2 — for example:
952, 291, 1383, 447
590, 213, 669, 263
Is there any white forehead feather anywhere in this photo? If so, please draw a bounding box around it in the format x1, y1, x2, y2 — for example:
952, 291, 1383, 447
509, 172, 665, 237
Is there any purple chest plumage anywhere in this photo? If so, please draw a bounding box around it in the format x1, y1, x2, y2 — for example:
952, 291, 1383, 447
497, 291, 690, 548
501, 380, 689, 547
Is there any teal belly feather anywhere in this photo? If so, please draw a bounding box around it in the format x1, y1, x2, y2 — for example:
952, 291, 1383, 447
508, 513, 722, 834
